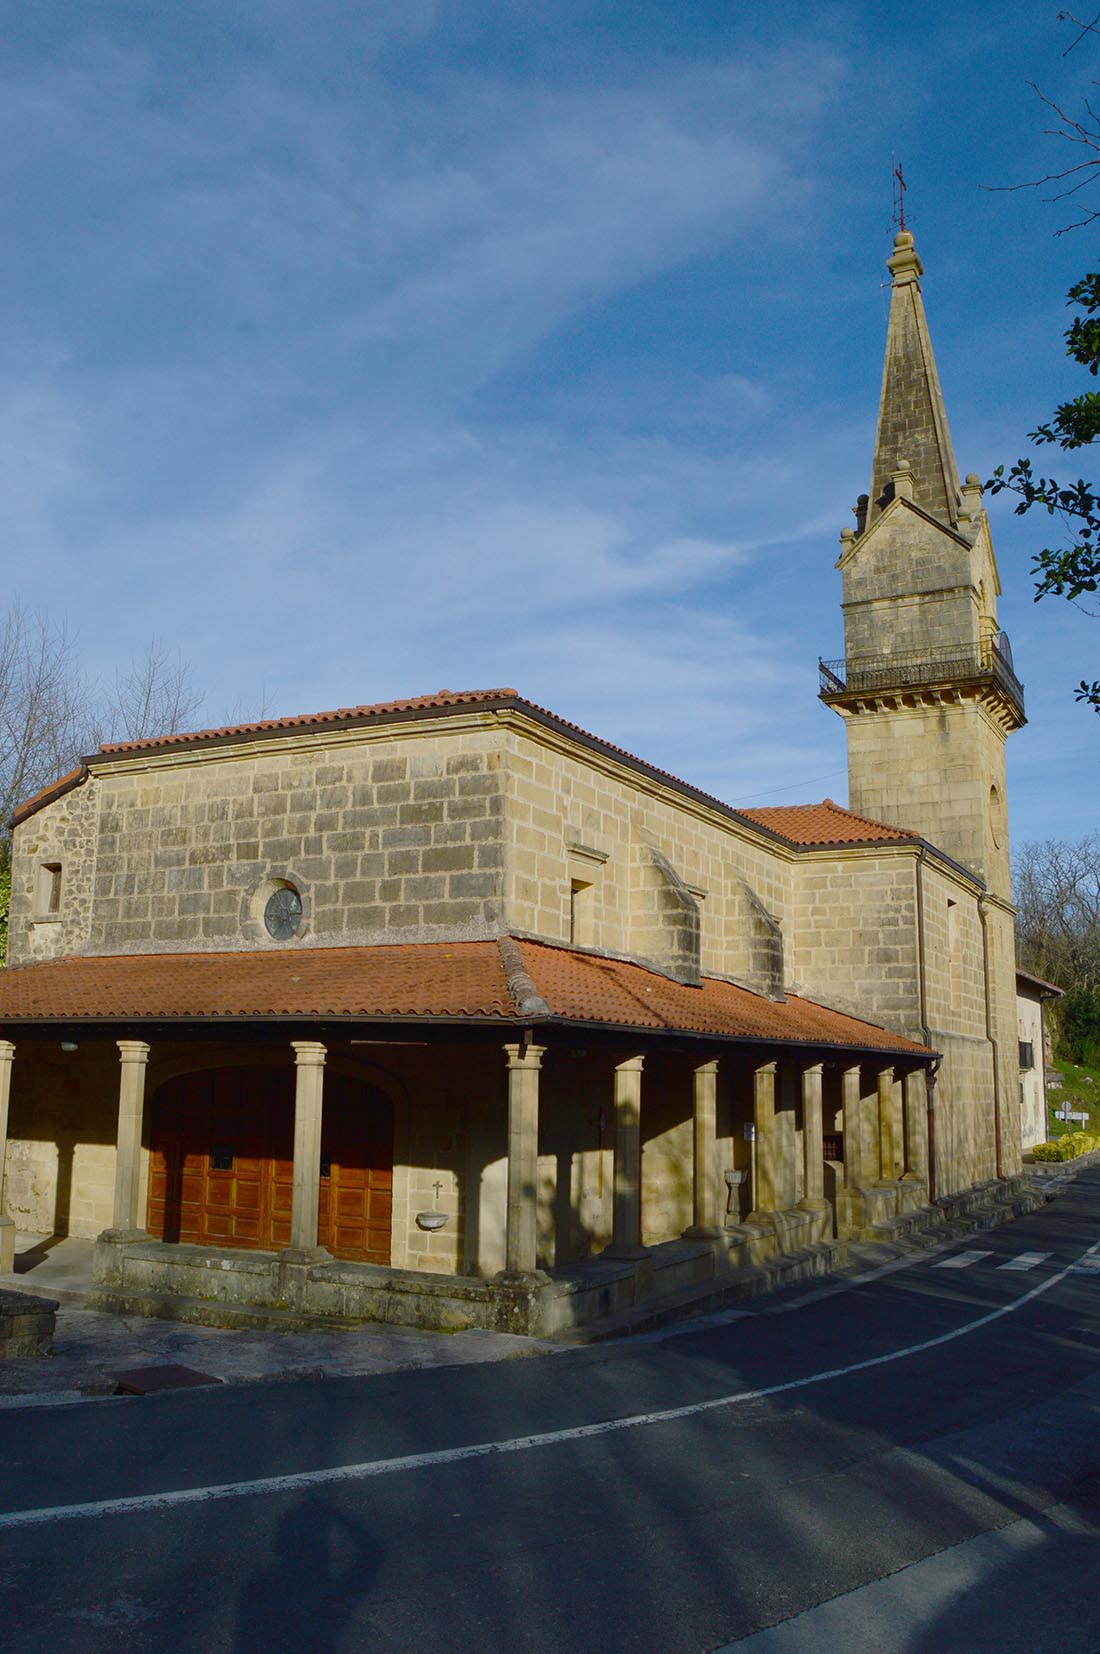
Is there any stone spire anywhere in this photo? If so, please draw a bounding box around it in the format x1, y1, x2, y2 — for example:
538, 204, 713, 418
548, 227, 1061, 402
867, 231, 961, 530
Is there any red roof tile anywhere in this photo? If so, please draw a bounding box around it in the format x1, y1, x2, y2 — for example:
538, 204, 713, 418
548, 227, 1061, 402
13, 689, 919, 867
736, 798, 918, 847
0, 938, 932, 1057
9, 767, 87, 828
96, 688, 522, 754
519, 940, 930, 1052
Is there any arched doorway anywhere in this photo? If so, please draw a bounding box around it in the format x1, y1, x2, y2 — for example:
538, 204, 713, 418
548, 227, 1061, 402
146, 1064, 393, 1263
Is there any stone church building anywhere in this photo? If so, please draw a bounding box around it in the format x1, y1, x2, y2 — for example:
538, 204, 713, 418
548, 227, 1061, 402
0, 232, 1036, 1335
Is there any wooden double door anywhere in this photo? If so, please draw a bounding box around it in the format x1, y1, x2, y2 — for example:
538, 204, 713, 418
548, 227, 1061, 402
147, 1065, 394, 1263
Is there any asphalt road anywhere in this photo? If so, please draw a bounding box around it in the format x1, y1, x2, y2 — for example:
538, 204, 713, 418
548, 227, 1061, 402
4, 1173, 1100, 1653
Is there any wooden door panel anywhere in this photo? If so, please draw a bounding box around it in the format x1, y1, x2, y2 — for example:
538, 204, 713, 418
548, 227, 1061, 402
148, 1065, 393, 1263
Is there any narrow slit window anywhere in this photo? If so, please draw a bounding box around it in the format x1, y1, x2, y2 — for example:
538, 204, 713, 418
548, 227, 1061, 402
570, 879, 595, 948
38, 862, 62, 916
947, 899, 962, 1011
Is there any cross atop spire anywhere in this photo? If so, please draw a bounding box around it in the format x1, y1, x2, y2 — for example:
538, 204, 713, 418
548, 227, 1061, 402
866, 231, 961, 532
892, 161, 908, 234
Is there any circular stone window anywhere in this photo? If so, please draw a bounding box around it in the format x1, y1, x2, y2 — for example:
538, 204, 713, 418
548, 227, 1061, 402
264, 884, 303, 940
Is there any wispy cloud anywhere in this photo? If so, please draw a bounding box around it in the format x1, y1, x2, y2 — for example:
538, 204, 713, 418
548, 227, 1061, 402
0, 9, 858, 814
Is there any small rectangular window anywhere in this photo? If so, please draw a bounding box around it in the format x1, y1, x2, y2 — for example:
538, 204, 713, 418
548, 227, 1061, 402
36, 862, 62, 916
1019, 1041, 1035, 1071
570, 879, 595, 947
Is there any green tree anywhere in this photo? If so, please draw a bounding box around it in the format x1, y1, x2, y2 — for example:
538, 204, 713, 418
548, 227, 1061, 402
985, 17, 1100, 708
987, 271, 1100, 712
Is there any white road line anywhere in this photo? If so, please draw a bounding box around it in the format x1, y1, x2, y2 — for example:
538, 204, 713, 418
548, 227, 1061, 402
2, 1235, 1097, 1533
934, 1249, 994, 1269
998, 1252, 1052, 1272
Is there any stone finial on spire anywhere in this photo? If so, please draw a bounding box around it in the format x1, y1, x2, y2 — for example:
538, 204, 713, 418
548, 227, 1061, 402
866, 231, 961, 530
886, 229, 922, 286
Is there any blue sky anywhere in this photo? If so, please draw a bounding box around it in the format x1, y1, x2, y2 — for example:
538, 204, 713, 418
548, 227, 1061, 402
2, 1, 1098, 848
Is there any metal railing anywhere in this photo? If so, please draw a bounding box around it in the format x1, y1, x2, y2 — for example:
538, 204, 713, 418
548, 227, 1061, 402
818, 631, 1025, 719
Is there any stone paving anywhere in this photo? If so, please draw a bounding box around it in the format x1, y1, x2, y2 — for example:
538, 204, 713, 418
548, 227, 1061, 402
0, 1234, 558, 1405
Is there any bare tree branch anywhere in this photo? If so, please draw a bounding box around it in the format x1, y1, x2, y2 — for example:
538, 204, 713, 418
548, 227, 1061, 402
0, 610, 203, 859
95, 639, 203, 746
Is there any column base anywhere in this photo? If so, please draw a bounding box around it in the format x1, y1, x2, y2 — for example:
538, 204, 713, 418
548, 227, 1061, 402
278, 1245, 331, 1266
796, 1198, 831, 1214
0, 1214, 14, 1274
745, 1209, 778, 1232
96, 1226, 151, 1246
682, 1224, 724, 1242
601, 1242, 650, 1261
493, 1267, 551, 1287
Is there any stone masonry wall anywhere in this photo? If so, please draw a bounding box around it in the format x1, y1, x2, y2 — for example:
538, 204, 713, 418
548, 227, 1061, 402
11, 721, 507, 958
9, 779, 99, 965
791, 849, 922, 1032
846, 700, 1011, 894
841, 508, 979, 663
500, 726, 794, 990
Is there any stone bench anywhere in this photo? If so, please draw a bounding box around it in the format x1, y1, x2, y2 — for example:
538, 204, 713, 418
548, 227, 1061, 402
0, 1288, 59, 1359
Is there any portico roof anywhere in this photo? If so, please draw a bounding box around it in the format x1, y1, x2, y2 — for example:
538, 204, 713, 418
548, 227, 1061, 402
0, 937, 933, 1058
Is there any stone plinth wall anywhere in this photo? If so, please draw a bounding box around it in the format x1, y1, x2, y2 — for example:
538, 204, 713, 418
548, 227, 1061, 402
0, 1288, 58, 1358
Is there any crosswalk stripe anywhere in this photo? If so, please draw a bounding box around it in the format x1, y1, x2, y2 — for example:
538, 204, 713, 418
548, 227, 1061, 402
934, 1249, 993, 1269
997, 1252, 1051, 1272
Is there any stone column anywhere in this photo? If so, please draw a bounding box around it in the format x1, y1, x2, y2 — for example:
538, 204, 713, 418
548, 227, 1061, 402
0, 1042, 14, 1272
607, 1055, 648, 1258
685, 1059, 720, 1237
903, 1069, 930, 1186
841, 1063, 870, 1187
797, 1062, 829, 1214
877, 1066, 900, 1183
287, 1041, 329, 1258
747, 1059, 778, 1221
110, 1040, 151, 1237
502, 1042, 546, 1276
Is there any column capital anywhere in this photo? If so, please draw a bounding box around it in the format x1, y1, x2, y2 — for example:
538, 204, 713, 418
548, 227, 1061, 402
291, 1040, 327, 1067
754, 1059, 778, 1078
503, 1042, 546, 1071
840, 1061, 862, 1079
801, 1060, 824, 1077
694, 1058, 719, 1077
117, 1040, 151, 1064
615, 1054, 645, 1074
877, 1063, 895, 1082
0, 1041, 14, 1064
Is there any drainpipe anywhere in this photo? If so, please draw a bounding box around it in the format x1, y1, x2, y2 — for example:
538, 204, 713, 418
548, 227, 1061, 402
915, 847, 939, 1202
978, 896, 1003, 1181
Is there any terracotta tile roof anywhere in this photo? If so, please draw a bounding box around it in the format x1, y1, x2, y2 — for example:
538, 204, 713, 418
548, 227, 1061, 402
0, 941, 515, 1022
736, 798, 919, 847
91, 687, 737, 822
13, 688, 917, 867
1015, 967, 1064, 998
9, 767, 87, 828
96, 688, 522, 754
519, 940, 930, 1053
0, 937, 932, 1057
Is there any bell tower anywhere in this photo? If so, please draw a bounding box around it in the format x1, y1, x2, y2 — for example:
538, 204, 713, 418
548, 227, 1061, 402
819, 230, 1026, 901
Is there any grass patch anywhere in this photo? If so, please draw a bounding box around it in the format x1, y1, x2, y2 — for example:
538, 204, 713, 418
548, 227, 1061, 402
1047, 1058, 1100, 1137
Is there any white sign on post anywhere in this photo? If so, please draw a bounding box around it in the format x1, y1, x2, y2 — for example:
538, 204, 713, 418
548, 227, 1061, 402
1054, 1107, 1090, 1125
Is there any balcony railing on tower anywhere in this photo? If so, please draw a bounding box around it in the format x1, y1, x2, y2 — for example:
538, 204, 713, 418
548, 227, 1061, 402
818, 631, 1025, 722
